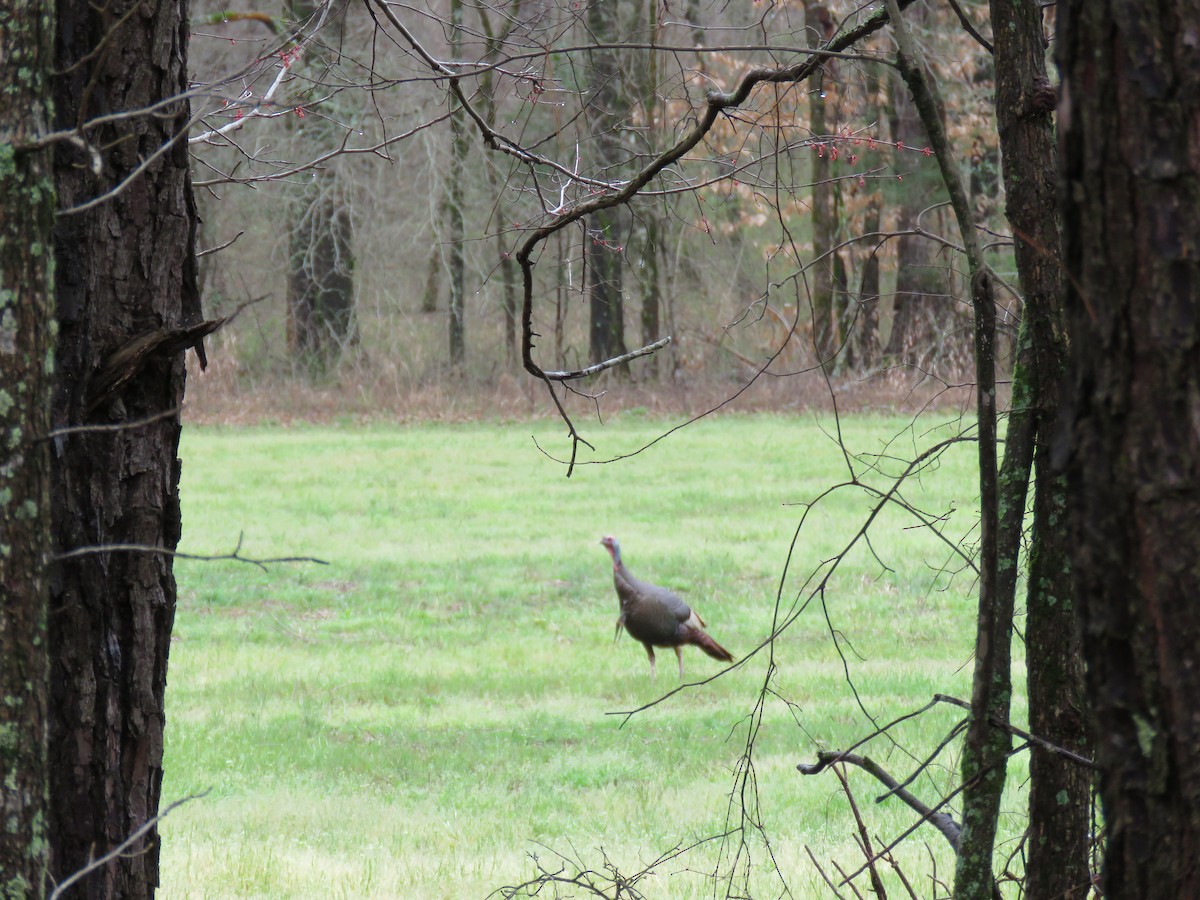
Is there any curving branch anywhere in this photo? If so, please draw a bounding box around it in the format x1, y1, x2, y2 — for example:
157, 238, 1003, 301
799, 750, 963, 851
363, 0, 918, 472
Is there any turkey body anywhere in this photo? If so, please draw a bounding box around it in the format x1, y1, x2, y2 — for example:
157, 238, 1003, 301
600, 536, 734, 679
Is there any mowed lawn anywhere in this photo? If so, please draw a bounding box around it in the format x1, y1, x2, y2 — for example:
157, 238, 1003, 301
160, 413, 1020, 898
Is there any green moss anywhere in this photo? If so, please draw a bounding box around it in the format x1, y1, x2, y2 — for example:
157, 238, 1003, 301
0, 721, 17, 753
1134, 714, 1157, 758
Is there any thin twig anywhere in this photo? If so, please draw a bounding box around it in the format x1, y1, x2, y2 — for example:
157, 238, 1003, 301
48, 792, 208, 900
833, 764, 889, 899
933, 694, 1097, 769
944, 0, 994, 54
196, 231, 244, 258
53, 531, 329, 571
806, 847, 852, 900
40, 406, 184, 441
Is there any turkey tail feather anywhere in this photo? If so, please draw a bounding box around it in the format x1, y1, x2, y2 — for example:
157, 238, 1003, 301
687, 628, 734, 663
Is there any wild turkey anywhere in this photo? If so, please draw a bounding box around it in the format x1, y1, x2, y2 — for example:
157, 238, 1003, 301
600, 536, 734, 679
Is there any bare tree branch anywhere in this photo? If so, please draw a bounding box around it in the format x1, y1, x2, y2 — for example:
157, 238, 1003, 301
800, 751, 962, 852
53, 532, 329, 571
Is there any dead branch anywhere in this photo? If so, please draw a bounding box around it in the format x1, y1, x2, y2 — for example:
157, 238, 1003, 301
798, 751, 962, 852
40, 407, 184, 442
833, 764, 889, 898
538, 337, 672, 381
807, 846, 853, 900
53, 532, 329, 571
933, 694, 1097, 769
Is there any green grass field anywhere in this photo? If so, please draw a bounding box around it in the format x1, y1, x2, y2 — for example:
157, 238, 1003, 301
159, 413, 1024, 898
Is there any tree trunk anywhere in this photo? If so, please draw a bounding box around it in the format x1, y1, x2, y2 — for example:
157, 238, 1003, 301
883, 4, 1006, 896
882, 9, 955, 368
988, 1, 1090, 897
0, 3, 56, 895
286, 0, 356, 369
477, 3, 520, 368
849, 58, 884, 370
446, 0, 467, 367
1058, 2, 1200, 896
637, 0, 662, 378
639, 215, 662, 378
49, 0, 200, 893
585, 0, 628, 368
806, 3, 839, 372
287, 188, 355, 364
856, 189, 882, 367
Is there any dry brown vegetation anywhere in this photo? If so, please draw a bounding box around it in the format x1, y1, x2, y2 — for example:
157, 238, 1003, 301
183, 347, 979, 426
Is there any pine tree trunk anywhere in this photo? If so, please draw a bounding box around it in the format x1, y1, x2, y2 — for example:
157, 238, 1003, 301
49, 0, 200, 893
1058, 1, 1200, 895
0, 3, 56, 895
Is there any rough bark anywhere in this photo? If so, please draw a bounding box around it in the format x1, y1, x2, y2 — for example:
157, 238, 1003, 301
856, 189, 882, 366
850, 58, 884, 369
0, 3, 56, 896
988, 1, 1090, 897
638, 215, 661, 378
1057, 1, 1200, 896
49, 0, 200, 894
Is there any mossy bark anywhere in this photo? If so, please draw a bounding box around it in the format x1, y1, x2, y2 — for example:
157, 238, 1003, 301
0, 3, 56, 897
884, 3, 1007, 896
988, 1, 1090, 896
